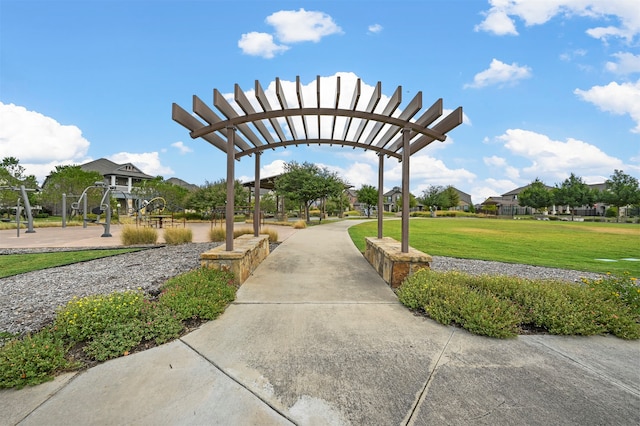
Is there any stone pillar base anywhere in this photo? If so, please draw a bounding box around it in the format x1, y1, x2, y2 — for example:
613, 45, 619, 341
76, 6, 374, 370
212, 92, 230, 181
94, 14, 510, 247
200, 234, 269, 285
364, 237, 432, 288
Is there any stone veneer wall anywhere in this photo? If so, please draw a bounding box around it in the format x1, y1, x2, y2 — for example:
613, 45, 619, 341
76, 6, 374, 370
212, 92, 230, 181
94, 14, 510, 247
364, 237, 432, 288
200, 234, 270, 285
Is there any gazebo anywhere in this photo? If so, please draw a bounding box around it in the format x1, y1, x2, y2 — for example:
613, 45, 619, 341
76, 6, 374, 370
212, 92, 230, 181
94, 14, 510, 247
172, 75, 463, 253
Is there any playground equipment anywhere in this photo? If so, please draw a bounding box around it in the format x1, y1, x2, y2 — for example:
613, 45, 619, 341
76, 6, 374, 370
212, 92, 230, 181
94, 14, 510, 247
71, 182, 116, 237
0, 185, 37, 236
130, 196, 168, 227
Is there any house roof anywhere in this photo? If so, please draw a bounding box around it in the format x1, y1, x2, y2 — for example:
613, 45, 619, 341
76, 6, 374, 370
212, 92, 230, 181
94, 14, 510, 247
81, 158, 154, 180
452, 187, 472, 205
166, 177, 199, 191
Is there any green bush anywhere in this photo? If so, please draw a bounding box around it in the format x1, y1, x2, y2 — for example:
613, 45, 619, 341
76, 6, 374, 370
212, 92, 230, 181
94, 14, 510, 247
397, 270, 640, 339
55, 291, 146, 342
398, 270, 521, 338
605, 207, 618, 218
159, 268, 237, 321
121, 225, 158, 245
0, 328, 74, 389
163, 227, 193, 245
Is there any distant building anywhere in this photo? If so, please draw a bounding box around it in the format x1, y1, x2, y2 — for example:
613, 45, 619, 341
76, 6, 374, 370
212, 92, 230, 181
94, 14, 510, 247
79, 158, 154, 215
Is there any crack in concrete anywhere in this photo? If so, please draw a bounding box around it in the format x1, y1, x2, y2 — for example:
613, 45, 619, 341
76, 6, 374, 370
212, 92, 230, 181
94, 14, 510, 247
403, 329, 456, 425
178, 339, 298, 425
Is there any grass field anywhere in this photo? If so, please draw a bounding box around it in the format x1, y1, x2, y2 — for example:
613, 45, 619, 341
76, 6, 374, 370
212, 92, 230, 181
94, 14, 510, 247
0, 249, 143, 278
348, 218, 640, 276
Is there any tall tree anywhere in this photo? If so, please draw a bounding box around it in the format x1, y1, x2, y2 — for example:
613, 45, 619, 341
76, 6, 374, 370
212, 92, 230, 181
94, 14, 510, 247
40, 165, 103, 215
440, 186, 460, 210
601, 169, 640, 221
553, 173, 596, 220
518, 178, 552, 213
185, 179, 247, 217
275, 161, 345, 223
419, 185, 445, 209
356, 184, 378, 218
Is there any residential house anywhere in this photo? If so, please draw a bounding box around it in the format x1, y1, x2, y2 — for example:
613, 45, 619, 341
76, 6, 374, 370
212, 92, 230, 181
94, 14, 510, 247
482, 182, 615, 217
451, 187, 473, 212
80, 158, 154, 215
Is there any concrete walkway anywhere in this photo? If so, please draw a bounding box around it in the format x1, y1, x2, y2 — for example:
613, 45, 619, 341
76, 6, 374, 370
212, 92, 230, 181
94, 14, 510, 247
2, 220, 639, 425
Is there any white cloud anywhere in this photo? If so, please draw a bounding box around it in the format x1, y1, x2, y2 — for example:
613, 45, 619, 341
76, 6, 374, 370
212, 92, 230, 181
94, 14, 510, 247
261, 159, 287, 178
484, 155, 507, 167
497, 129, 627, 180
605, 52, 640, 74
266, 8, 342, 43
476, 0, 640, 42
464, 59, 532, 89
368, 24, 383, 34
0, 102, 92, 183
474, 8, 518, 35
171, 141, 193, 155
386, 154, 476, 190
559, 48, 587, 62
0, 103, 90, 163
108, 152, 174, 177
471, 178, 520, 204
238, 32, 289, 59
574, 79, 640, 133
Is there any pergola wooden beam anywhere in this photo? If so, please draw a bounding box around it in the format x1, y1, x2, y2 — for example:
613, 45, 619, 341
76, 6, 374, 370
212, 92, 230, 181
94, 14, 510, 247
172, 75, 463, 253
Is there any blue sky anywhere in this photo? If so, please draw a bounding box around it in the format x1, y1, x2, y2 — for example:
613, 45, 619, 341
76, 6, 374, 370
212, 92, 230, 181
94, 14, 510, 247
1, 0, 638, 205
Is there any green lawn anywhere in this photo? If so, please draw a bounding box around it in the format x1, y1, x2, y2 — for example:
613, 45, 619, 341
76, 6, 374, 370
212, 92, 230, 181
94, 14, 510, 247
0, 249, 143, 278
348, 218, 640, 276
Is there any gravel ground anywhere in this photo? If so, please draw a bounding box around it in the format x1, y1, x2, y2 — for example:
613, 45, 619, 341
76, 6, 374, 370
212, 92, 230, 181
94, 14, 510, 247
0, 245, 602, 336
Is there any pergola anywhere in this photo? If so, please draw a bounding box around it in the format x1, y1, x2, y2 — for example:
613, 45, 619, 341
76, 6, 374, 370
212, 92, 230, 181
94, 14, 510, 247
172, 76, 463, 252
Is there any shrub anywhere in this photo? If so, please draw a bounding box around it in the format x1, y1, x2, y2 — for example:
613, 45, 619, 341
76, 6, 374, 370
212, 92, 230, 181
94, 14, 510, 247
309, 209, 321, 217
55, 291, 146, 342
0, 328, 74, 389
163, 227, 193, 245
398, 270, 521, 338
293, 220, 307, 229
121, 225, 158, 245
397, 270, 640, 339
159, 268, 237, 321
605, 207, 618, 218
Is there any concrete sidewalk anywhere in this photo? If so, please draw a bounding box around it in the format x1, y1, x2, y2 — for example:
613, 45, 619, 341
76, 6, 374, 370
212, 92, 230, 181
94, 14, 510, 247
2, 221, 640, 425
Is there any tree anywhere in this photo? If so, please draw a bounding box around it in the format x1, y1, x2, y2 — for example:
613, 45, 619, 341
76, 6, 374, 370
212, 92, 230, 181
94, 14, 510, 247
40, 165, 103, 215
275, 161, 345, 223
186, 179, 248, 217
394, 192, 418, 212
0, 157, 39, 212
419, 185, 458, 210
440, 186, 460, 210
356, 184, 378, 218
518, 178, 552, 214
553, 173, 596, 220
601, 169, 640, 221
132, 177, 190, 213
419, 185, 445, 209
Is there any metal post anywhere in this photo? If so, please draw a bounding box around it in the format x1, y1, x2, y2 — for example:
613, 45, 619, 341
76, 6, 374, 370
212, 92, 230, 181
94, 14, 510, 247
226, 127, 236, 251
401, 128, 410, 253
83, 195, 88, 229
378, 154, 384, 239
254, 152, 261, 237
20, 185, 35, 233
62, 193, 67, 228
16, 197, 20, 238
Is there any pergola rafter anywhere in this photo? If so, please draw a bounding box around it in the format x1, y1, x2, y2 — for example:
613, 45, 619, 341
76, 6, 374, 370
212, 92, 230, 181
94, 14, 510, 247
172, 75, 463, 252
